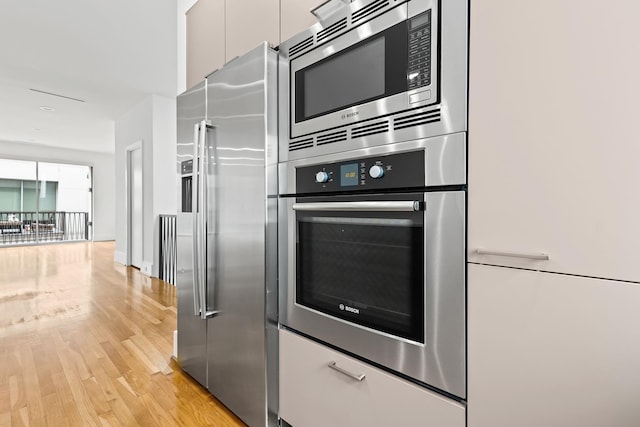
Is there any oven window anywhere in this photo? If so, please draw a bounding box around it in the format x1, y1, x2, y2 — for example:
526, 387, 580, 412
296, 215, 424, 343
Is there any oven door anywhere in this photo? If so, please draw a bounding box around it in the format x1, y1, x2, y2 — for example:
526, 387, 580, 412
294, 193, 426, 343
279, 190, 466, 398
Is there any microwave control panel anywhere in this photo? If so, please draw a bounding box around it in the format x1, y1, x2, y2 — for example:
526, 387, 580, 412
296, 151, 425, 194
408, 10, 432, 90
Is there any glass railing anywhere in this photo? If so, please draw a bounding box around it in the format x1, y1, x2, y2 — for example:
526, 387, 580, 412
0, 211, 89, 245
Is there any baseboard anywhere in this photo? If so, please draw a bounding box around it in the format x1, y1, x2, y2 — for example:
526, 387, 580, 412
114, 251, 127, 265
140, 262, 153, 276
93, 236, 115, 242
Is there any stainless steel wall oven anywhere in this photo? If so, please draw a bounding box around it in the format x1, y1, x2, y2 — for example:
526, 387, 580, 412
278, 0, 468, 401
278, 133, 467, 398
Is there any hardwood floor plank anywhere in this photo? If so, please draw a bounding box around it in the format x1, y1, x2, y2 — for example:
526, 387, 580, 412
32, 343, 59, 398
57, 347, 101, 427
82, 376, 112, 415
98, 341, 130, 379
20, 343, 46, 427
0, 242, 247, 427
0, 412, 10, 427
121, 339, 160, 375
91, 368, 118, 403
129, 334, 173, 375
97, 411, 124, 427
9, 376, 22, 409
110, 378, 157, 426
141, 392, 180, 426
42, 392, 68, 427
0, 384, 9, 414
107, 396, 140, 427
10, 406, 29, 427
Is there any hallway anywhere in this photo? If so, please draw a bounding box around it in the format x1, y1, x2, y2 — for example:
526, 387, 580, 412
0, 241, 244, 426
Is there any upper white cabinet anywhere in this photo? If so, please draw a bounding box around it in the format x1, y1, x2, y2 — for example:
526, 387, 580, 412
186, 0, 225, 89
185, 0, 322, 87
467, 0, 640, 282
280, 0, 320, 43
467, 263, 640, 427
225, 0, 279, 62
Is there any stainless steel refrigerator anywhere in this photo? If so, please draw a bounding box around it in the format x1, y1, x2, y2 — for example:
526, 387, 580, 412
176, 43, 278, 427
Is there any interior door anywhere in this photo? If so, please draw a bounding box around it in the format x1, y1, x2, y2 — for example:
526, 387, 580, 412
130, 147, 143, 268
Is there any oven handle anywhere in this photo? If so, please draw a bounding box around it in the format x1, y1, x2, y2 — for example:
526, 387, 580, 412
292, 201, 424, 212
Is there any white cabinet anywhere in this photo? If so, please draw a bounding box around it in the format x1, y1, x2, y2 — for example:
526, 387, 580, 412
225, 0, 279, 62
468, 263, 640, 427
186, 0, 225, 89
467, 0, 640, 282
280, 0, 320, 43
279, 329, 465, 427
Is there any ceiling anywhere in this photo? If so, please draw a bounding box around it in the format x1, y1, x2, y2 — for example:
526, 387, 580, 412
0, 0, 177, 154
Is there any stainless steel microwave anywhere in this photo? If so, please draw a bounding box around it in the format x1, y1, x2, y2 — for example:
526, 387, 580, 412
278, 0, 468, 162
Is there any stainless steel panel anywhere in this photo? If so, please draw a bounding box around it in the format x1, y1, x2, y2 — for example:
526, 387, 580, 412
176, 81, 208, 387
205, 43, 278, 427
278, 189, 466, 398
279, 132, 466, 195
278, 0, 467, 162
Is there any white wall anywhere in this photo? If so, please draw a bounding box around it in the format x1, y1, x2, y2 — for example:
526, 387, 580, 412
114, 95, 177, 277
0, 140, 115, 241
152, 95, 178, 277
0, 159, 36, 180
43, 164, 92, 213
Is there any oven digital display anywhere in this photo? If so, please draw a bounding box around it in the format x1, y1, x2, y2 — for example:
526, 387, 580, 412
340, 163, 359, 187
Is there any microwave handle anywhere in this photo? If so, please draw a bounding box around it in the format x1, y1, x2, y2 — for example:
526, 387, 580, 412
292, 201, 424, 212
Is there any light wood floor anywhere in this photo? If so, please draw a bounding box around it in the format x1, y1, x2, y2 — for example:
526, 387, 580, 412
0, 241, 246, 427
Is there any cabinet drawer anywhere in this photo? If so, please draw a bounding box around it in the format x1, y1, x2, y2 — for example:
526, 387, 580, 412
279, 329, 465, 427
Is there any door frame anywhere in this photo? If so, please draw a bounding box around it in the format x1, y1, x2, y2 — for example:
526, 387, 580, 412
125, 141, 143, 266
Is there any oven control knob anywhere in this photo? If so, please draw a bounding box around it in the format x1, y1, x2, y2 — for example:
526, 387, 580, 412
369, 165, 385, 179
315, 171, 329, 183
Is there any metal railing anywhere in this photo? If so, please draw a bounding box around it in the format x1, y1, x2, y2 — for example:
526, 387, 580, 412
0, 211, 89, 245
159, 214, 177, 285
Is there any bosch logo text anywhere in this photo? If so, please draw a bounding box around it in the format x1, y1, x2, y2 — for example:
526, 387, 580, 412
339, 304, 360, 315
341, 112, 359, 120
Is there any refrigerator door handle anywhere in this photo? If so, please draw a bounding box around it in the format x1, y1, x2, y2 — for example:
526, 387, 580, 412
191, 122, 202, 317
198, 120, 220, 320
197, 120, 207, 320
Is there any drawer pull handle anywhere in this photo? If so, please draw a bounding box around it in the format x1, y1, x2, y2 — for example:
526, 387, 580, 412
327, 361, 366, 382
475, 248, 550, 261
